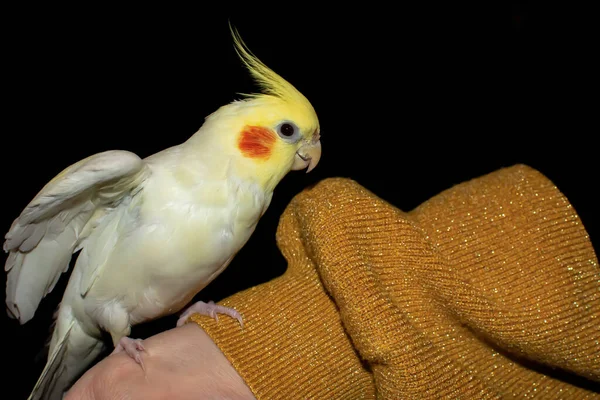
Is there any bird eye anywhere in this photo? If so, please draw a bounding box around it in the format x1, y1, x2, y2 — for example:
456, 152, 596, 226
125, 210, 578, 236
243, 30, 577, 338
276, 121, 300, 142
280, 123, 295, 136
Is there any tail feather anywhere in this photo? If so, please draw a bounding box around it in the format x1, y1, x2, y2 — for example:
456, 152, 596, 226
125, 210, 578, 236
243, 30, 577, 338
29, 312, 105, 400
29, 321, 74, 400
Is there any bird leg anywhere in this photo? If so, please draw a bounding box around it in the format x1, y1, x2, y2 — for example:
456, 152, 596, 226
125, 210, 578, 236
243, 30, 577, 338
177, 300, 243, 328
111, 337, 146, 370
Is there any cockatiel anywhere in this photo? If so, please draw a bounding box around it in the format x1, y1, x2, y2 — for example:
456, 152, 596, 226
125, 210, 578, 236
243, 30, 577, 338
4, 26, 321, 400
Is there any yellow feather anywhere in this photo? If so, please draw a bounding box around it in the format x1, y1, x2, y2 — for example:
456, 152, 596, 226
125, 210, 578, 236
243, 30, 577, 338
229, 23, 315, 116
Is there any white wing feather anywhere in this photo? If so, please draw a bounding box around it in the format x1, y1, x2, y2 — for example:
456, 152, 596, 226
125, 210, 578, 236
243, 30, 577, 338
4, 150, 149, 324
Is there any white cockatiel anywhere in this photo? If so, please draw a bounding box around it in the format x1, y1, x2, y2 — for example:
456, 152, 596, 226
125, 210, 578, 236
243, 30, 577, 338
4, 26, 321, 400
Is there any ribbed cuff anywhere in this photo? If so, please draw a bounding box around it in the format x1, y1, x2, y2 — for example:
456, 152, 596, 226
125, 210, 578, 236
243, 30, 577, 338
189, 165, 600, 399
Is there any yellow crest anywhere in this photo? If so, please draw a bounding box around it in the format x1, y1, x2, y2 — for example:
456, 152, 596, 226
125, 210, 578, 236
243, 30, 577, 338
229, 23, 313, 112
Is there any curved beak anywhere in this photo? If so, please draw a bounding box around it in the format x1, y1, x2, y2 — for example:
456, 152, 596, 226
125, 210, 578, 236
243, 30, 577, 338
292, 139, 322, 173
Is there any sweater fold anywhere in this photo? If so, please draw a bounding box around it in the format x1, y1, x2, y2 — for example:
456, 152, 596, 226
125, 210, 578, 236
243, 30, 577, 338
191, 165, 599, 399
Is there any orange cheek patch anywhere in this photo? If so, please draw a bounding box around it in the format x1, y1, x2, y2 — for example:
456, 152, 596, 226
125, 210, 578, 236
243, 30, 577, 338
238, 126, 276, 159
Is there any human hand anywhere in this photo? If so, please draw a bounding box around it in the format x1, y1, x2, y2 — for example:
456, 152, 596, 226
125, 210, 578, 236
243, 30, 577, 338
66, 323, 255, 400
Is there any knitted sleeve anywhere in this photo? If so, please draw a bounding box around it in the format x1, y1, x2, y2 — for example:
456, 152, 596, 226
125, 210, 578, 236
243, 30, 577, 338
190, 164, 600, 399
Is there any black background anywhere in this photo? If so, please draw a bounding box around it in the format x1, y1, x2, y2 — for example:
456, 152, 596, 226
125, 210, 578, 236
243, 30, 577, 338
2, 4, 597, 398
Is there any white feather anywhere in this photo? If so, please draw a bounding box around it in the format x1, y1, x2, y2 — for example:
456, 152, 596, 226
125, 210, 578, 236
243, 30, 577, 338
4, 139, 271, 400
4, 150, 147, 324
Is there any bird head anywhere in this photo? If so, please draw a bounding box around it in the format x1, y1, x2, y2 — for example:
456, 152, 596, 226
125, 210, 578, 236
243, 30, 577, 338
192, 25, 321, 192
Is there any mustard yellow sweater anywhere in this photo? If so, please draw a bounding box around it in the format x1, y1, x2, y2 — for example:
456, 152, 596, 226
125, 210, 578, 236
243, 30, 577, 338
190, 165, 600, 399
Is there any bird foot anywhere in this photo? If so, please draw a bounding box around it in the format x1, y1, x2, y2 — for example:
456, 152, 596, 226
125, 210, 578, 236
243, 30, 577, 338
111, 337, 146, 370
177, 300, 243, 328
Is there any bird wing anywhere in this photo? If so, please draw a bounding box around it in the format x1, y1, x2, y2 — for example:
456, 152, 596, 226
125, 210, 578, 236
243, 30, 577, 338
4, 150, 150, 324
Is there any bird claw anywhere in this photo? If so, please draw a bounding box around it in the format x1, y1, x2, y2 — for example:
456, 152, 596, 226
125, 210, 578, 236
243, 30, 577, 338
177, 300, 243, 328
111, 337, 146, 371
